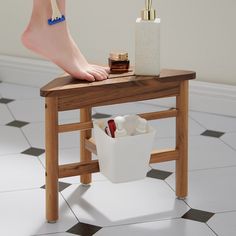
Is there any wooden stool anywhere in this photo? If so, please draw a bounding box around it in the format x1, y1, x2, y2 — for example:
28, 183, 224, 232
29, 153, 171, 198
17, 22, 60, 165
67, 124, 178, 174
40, 69, 196, 223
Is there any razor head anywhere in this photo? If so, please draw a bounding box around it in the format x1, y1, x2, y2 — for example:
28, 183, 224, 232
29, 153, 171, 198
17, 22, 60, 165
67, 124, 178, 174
48, 15, 66, 25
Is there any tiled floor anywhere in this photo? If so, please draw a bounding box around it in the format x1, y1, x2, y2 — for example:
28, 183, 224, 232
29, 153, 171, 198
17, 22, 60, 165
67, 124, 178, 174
0, 81, 236, 236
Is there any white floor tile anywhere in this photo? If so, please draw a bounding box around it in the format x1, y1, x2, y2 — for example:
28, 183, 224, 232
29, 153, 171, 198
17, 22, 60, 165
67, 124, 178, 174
152, 135, 236, 172
166, 166, 236, 212
190, 111, 236, 133
0, 154, 44, 192
149, 117, 205, 138
8, 99, 80, 123
0, 126, 29, 155
221, 132, 236, 150
208, 211, 236, 236
0, 189, 78, 236
140, 97, 176, 108
0, 82, 40, 100
8, 98, 45, 122
0, 104, 14, 125
62, 178, 189, 227
96, 218, 215, 236
22, 122, 80, 149
188, 136, 236, 170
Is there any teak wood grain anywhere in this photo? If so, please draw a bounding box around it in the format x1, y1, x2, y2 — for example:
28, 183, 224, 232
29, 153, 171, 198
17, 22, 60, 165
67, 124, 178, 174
58, 149, 179, 178
57, 80, 179, 111
40, 69, 196, 98
80, 107, 92, 184
58, 109, 178, 133
45, 97, 59, 222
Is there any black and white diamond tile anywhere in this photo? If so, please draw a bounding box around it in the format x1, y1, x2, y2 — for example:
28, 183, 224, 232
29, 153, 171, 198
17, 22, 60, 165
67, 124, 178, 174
147, 168, 173, 180
94, 218, 216, 236
182, 209, 214, 223
149, 117, 205, 138
151, 135, 236, 172
6, 120, 29, 128
0, 189, 78, 236
8, 99, 44, 122
61, 178, 189, 227
0, 97, 14, 104
0, 104, 14, 125
21, 147, 45, 157
67, 222, 102, 236
201, 130, 225, 138
166, 166, 236, 212
190, 111, 236, 133
22, 122, 80, 149
41, 182, 71, 192
221, 132, 236, 150
0, 126, 29, 155
208, 211, 236, 236
0, 154, 45, 192
0, 82, 40, 100
1, 81, 236, 236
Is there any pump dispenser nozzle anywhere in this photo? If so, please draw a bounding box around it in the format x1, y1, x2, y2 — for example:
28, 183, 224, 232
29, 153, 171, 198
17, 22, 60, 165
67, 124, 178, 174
141, 0, 156, 21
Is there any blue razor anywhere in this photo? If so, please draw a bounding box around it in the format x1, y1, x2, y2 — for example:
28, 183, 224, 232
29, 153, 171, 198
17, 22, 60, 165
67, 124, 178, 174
48, 15, 66, 25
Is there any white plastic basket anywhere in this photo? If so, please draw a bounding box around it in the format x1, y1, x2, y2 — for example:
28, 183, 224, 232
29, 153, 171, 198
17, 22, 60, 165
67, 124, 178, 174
93, 115, 156, 183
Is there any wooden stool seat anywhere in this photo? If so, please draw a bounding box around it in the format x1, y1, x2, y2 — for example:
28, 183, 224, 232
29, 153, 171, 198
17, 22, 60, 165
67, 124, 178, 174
40, 68, 196, 223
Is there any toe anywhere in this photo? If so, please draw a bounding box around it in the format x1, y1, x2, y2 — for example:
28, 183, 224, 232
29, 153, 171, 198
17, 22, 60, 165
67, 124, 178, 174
93, 67, 108, 78
88, 69, 106, 81
95, 69, 108, 80
92, 64, 110, 74
74, 71, 95, 82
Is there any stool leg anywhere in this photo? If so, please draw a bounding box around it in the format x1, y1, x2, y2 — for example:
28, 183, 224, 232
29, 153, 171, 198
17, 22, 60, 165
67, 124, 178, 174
80, 107, 92, 184
176, 81, 189, 198
45, 97, 59, 223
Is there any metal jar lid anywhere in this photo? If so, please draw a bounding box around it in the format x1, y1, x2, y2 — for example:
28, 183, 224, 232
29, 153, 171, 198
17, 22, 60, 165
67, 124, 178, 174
109, 52, 129, 61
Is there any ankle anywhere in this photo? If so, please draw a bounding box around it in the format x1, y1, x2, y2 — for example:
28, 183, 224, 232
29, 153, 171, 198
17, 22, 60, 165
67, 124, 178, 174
30, 0, 66, 27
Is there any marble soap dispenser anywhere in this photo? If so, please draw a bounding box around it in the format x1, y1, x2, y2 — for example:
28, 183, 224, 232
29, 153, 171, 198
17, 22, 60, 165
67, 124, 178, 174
135, 0, 161, 76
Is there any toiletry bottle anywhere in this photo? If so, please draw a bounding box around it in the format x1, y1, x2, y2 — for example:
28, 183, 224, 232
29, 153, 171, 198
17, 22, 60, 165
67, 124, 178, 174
114, 116, 128, 138
135, 0, 160, 76
109, 52, 130, 73
107, 119, 116, 138
134, 117, 147, 135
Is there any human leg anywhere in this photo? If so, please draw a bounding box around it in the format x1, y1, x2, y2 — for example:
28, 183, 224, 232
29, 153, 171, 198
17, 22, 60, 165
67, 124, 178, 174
22, 0, 109, 81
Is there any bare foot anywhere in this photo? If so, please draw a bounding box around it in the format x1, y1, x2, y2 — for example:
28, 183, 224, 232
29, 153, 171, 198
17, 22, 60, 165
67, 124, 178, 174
22, 20, 109, 81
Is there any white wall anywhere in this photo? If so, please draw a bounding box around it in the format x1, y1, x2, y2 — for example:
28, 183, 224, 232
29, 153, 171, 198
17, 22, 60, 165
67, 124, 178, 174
0, 0, 235, 85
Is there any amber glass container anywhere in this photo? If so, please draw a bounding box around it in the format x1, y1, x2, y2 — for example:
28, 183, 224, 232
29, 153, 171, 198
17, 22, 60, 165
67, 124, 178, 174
108, 52, 130, 73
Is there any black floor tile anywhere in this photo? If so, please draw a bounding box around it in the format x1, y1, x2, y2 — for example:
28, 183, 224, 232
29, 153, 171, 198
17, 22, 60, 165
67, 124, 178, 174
21, 147, 45, 157
182, 209, 215, 223
0, 98, 14, 104
201, 130, 225, 138
67, 222, 102, 236
41, 182, 71, 192
6, 120, 29, 128
92, 113, 112, 119
146, 169, 173, 180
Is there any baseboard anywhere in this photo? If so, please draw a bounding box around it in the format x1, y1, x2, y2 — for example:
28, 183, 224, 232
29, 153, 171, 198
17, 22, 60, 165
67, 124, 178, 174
0, 55, 62, 87
0, 55, 236, 116
189, 81, 236, 117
